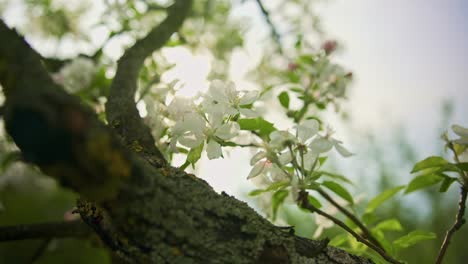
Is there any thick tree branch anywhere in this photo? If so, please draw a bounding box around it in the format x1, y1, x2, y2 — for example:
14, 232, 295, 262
0, 18, 373, 263
106, 0, 192, 167
0, 220, 90, 242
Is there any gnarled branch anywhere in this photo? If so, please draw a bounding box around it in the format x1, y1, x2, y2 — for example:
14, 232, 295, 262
0, 17, 373, 264
106, 0, 193, 167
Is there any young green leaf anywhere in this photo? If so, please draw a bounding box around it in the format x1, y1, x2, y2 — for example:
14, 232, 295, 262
237, 118, 276, 138
411, 156, 449, 173
393, 230, 436, 249
365, 186, 405, 214
272, 190, 289, 221
405, 174, 443, 194
307, 195, 322, 209
278, 91, 290, 108
321, 181, 353, 205
187, 142, 204, 168
439, 176, 457, 192
374, 219, 403, 232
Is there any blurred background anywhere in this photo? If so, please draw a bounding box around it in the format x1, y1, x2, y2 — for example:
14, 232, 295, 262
0, 0, 467, 263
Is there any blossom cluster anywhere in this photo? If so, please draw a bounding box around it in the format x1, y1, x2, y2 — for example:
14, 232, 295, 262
247, 119, 353, 186
168, 80, 259, 160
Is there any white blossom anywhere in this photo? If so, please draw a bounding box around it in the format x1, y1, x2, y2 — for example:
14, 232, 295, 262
202, 79, 259, 117
452, 124, 468, 145
53, 57, 96, 93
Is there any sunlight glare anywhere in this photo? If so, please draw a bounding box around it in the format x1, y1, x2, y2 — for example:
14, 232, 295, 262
161, 47, 211, 98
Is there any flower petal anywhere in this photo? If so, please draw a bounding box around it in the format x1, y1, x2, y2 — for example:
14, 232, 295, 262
207, 140, 222, 160
247, 162, 266, 179
278, 151, 293, 165
335, 143, 354, 157
309, 137, 333, 153
452, 124, 468, 138
239, 90, 259, 105
239, 108, 258, 117
250, 151, 267, 165
215, 122, 240, 140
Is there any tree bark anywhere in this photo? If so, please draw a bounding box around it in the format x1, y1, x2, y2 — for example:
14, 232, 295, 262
0, 4, 373, 263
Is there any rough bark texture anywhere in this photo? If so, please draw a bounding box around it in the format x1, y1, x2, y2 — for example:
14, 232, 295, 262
0, 3, 373, 263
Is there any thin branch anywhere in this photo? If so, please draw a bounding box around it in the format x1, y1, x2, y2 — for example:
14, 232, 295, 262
435, 142, 468, 264
254, 0, 284, 55
317, 188, 385, 251
29, 238, 52, 263
298, 190, 403, 264
106, 0, 193, 167
0, 220, 91, 242
436, 186, 467, 264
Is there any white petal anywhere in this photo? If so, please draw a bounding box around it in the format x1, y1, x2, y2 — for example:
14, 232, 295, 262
278, 152, 293, 165
309, 137, 333, 153
452, 124, 468, 137
179, 133, 204, 148
335, 143, 354, 157
208, 80, 229, 103
250, 151, 267, 165
247, 162, 266, 179
215, 122, 240, 140
239, 91, 259, 105
225, 81, 239, 101
269, 164, 288, 182
453, 138, 468, 145
303, 152, 318, 170
239, 108, 259, 117
207, 140, 222, 160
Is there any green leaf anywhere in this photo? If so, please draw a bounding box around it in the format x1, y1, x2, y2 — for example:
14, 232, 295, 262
272, 190, 289, 221
320, 171, 353, 185
187, 142, 204, 168
321, 181, 353, 205
307, 195, 322, 209
237, 118, 276, 138
439, 176, 457, 192
405, 174, 443, 194
248, 181, 289, 196
328, 234, 347, 247
362, 250, 390, 264
374, 219, 403, 232
278, 91, 290, 108
411, 156, 449, 173
456, 162, 468, 172
365, 186, 405, 214
393, 230, 436, 249
318, 157, 328, 166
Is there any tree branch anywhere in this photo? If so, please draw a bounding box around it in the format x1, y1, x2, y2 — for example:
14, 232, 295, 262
435, 186, 467, 264
298, 190, 403, 264
106, 0, 192, 168
254, 0, 284, 55
0, 17, 373, 263
0, 220, 90, 242
317, 188, 385, 251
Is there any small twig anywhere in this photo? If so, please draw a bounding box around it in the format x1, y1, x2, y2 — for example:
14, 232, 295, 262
29, 238, 52, 263
0, 220, 90, 242
317, 188, 385, 251
298, 190, 403, 264
435, 142, 468, 264
254, 0, 284, 55
435, 186, 467, 264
